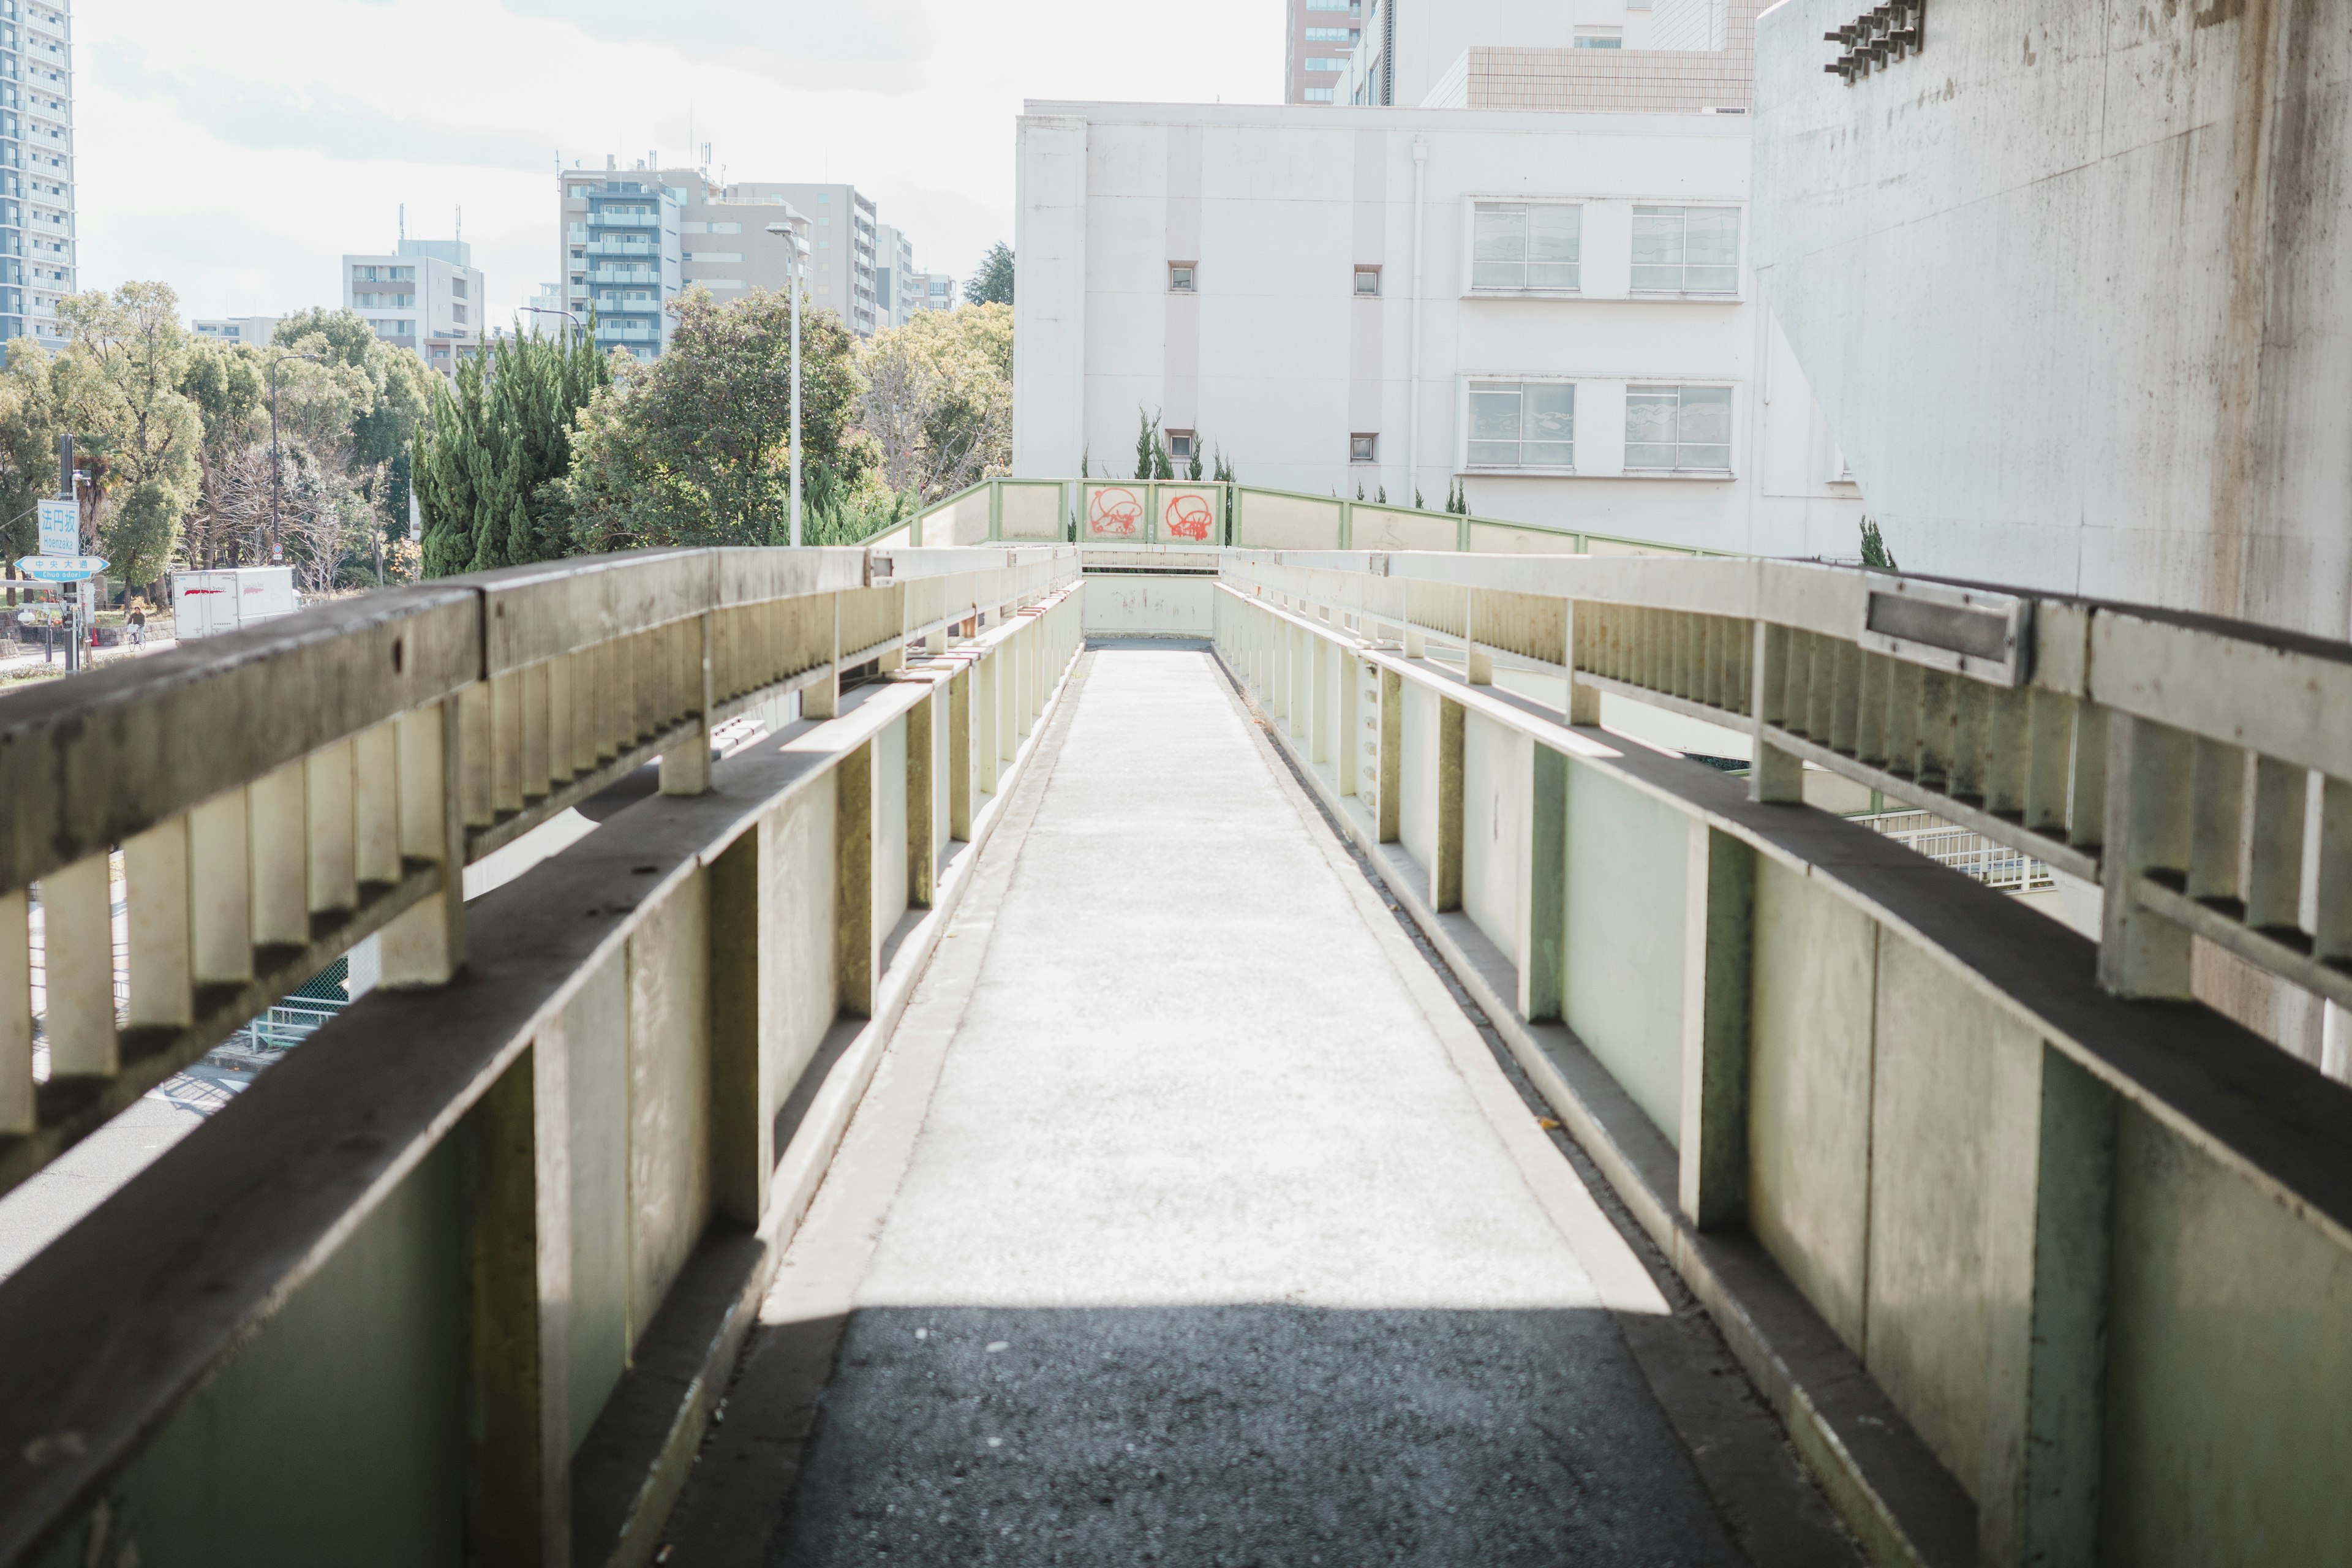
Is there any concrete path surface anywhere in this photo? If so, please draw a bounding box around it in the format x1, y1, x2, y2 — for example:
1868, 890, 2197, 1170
660, 646, 1856, 1567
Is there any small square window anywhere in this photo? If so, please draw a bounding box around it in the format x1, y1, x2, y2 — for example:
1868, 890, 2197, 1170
1167, 431, 1196, 461
1169, 263, 1196, 292
1351, 433, 1378, 462
1354, 267, 1381, 295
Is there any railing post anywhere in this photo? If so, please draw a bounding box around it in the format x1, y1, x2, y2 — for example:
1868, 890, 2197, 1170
2098, 714, 2194, 998
949, 662, 975, 837
803, 595, 841, 721
907, 685, 936, 909
461, 1046, 567, 1564
707, 827, 767, 1226
1433, 696, 1464, 911
661, 612, 716, 795
124, 816, 194, 1032
1519, 744, 1567, 1022
383, 699, 468, 986
1977, 1043, 2117, 1566
836, 740, 875, 1017
1376, 665, 1403, 842
1750, 620, 1803, 804
1677, 823, 1755, 1229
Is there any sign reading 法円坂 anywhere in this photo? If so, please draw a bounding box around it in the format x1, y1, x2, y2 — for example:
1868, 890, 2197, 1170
36, 499, 75, 558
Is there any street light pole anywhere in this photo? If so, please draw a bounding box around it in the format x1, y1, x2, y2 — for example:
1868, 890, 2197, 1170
522, 304, 584, 346
766, 221, 809, 547
268, 351, 323, 568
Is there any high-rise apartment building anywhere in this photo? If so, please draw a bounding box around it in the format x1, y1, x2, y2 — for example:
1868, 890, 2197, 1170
873, 224, 917, 331
7, 1, 75, 348
559, 159, 816, 358
1284, 0, 1363, 104
342, 238, 485, 376
747, 184, 878, 337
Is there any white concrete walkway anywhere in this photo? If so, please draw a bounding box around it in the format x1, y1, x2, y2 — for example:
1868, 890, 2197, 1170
663, 647, 1852, 1567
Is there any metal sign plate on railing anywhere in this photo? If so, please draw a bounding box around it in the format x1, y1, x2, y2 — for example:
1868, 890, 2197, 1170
1857, 573, 2031, 685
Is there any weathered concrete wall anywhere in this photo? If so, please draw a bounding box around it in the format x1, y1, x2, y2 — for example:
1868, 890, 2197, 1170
1561, 760, 1687, 1141
1752, 0, 2352, 635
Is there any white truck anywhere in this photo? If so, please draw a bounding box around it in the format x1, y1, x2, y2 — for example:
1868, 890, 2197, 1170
170, 568, 300, 639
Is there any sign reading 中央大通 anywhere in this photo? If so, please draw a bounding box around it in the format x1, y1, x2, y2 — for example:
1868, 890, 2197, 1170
36, 499, 75, 557
15, 555, 107, 582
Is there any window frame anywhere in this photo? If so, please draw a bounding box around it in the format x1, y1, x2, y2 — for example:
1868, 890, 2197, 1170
1463, 198, 1583, 296
1166, 429, 1197, 462
1459, 378, 1578, 473
1629, 205, 1742, 297
1349, 432, 1379, 464
1354, 266, 1382, 296
1623, 383, 1737, 475
1168, 261, 1197, 293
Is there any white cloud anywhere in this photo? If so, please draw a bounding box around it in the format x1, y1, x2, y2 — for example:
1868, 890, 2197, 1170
75, 0, 1284, 329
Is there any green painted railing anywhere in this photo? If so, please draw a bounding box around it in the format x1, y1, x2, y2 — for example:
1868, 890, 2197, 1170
870, 477, 1736, 558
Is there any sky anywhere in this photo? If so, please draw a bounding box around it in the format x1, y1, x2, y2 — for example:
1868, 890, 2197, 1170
76, 0, 1282, 328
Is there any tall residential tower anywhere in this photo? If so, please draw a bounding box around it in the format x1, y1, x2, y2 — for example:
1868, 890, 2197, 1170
9, 1, 75, 347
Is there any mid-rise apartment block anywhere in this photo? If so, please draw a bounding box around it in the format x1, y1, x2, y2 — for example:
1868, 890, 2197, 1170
873, 223, 917, 330
7, 0, 75, 349
562, 159, 884, 355
342, 239, 484, 375
192, 316, 281, 349
1285, 0, 1363, 104
917, 273, 958, 313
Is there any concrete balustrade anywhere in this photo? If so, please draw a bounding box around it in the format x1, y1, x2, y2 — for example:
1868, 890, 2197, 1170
1213, 554, 2352, 1568
0, 547, 1080, 1567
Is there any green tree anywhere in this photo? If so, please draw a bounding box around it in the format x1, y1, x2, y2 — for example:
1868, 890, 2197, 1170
52, 282, 204, 588
563, 287, 864, 551
1132, 408, 1171, 481
0, 342, 62, 575
963, 242, 1014, 306
859, 301, 1012, 503
417, 324, 612, 575
1860, 516, 1899, 570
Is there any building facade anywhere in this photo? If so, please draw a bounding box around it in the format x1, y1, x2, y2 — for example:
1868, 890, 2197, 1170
6, 0, 74, 349
917, 272, 958, 312
1012, 102, 1862, 556
1284, 0, 1363, 104
1752, 0, 2352, 638
1331, 0, 1741, 108
341, 239, 484, 375
754, 184, 879, 337
873, 223, 918, 330
192, 316, 281, 349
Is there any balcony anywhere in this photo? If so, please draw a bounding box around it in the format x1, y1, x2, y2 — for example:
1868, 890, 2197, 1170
592, 211, 659, 229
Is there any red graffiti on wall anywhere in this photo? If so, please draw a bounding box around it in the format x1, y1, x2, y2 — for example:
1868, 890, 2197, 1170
1164, 493, 1216, 541
1088, 487, 1143, 538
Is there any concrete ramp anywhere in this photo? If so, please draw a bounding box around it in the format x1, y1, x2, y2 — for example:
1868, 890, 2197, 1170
658, 648, 1855, 1565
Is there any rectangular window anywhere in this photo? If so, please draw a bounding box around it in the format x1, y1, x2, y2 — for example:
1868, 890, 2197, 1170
451, 277, 468, 298
1351, 433, 1378, 462
1625, 385, 1733, 472
1167, 431, 1196, 461
1169, 262, 1196, 292
1354, 267, 1381, 295
1303, 86, 1336, 102
1305, 0, 1355, 9
1303, 26, 1355, 39
1574, 29, 1623, 47
1304, 56, 1350, 71
1630, 207, 1740, 293
1466, 382, 1575, 468
1471, 202, 1580, 292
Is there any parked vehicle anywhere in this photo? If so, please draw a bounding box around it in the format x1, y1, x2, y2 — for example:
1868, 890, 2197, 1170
170, 568, 299, 639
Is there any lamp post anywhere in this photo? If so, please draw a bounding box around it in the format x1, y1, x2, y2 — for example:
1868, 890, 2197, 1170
765, 221, 809, 547
522, 304, 585, 345
268, 351, 323, 567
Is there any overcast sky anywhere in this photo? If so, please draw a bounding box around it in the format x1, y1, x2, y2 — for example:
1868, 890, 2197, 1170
77, 0, 1281, 328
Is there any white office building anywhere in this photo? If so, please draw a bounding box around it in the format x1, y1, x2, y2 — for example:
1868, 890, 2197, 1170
873, 224, 918, 330
1012, 101, 1861, 555
342, 239, 484, 377
192, 316, 281, 349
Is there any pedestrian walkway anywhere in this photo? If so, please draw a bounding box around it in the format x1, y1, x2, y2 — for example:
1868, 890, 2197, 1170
659, 646, 1856, 1566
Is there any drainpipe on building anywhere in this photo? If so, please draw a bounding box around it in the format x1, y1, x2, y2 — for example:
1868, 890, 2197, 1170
1406, 136, 1428, 511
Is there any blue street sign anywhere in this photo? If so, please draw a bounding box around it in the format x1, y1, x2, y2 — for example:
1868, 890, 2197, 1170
36, 499, 74, 557
15, 555, 107, 582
